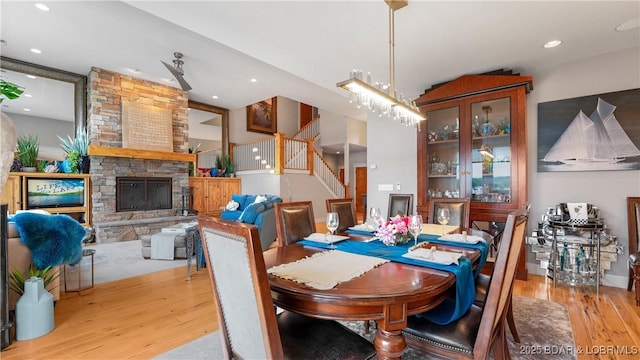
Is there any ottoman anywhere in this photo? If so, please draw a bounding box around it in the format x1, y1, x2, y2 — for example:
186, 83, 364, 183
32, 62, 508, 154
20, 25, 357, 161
140, 233, 190, 259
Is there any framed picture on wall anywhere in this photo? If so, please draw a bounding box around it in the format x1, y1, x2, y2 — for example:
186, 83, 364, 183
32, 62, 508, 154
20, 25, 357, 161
537, 88, 640, 172
246, 97, 277, 134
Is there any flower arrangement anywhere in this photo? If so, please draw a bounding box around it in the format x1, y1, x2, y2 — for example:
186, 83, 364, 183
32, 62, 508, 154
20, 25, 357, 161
376, 215, 411, 246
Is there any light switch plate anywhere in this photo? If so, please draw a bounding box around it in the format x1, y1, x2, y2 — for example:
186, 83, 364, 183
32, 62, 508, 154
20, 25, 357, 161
378, 184, 394, 191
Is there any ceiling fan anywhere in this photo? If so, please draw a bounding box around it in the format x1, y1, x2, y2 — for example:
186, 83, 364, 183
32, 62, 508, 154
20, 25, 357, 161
161, 52, 192, 91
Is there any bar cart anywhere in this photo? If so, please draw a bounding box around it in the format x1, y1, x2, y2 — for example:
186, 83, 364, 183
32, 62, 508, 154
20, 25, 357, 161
547, 219, 605, 295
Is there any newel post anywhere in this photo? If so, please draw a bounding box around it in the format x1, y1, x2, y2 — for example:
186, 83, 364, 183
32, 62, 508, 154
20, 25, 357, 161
274, 133, 284, 175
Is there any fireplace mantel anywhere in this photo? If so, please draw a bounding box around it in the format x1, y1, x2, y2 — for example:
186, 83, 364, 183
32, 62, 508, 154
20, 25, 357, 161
88, 145, 195, 162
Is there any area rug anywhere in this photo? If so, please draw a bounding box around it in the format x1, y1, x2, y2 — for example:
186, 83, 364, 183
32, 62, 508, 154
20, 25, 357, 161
80, 240, 187, 284
154, 296, 576, 360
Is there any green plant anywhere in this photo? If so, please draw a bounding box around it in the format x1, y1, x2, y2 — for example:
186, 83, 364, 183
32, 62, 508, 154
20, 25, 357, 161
223, 154, 235, 175
8, 264, 59, 296
0, 79, 24, 103
58, 126, 89, 157
16, 134, 39, 167
215, 154, 224, 171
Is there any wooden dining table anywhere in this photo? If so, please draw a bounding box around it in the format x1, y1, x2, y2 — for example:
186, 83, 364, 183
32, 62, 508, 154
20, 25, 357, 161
263, 235, 481, 360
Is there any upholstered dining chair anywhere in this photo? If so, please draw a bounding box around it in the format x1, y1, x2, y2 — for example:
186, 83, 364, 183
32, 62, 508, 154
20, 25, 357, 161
402, 208, 528, 359
627, 197, 640, 306
428, 198, 471, 228
387, 193, 413, 219
274, 201, 316, 246
326, 198, 357, 233
474, 203, 530, 343
197, 216, 376, 359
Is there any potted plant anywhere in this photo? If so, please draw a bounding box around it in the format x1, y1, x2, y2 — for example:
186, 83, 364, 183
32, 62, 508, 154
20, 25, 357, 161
223, 154, 235, 177
8, 265, 59, 297
16, 134, 39, 172
215, 154, 225, 177
58, 126, 89, 173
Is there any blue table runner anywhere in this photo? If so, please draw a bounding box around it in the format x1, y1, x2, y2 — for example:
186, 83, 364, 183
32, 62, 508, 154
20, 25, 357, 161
298, 234, 482, 324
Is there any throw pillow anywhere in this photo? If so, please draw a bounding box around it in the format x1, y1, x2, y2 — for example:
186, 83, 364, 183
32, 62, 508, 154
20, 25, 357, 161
231, 194, 250, 210
226, 200, 240, 211
238, 202, 266, 224
254, 194, 268, 204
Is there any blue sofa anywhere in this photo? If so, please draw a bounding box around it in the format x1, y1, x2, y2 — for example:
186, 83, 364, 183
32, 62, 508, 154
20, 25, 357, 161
220, 194, 282, 251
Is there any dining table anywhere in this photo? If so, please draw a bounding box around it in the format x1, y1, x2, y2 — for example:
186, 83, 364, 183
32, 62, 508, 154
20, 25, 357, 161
263, 226, 486, 360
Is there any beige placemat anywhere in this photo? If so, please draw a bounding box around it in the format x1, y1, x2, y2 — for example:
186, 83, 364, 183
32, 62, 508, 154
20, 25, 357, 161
267, 250, 389, 290
422, 223, 459, 236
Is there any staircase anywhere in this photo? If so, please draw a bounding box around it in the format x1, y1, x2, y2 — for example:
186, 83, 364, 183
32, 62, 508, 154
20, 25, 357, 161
200, 117, 346, 198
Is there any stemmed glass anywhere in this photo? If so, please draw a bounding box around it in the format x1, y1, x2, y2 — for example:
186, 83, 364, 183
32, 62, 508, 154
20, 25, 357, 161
436, 208, 450, 235
326, 212, 339, 249
369, 207, 382, 228
409, 215, 423, 246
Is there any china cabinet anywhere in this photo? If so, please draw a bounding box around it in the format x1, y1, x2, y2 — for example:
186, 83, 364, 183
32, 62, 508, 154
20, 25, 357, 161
416, 71, 533, 279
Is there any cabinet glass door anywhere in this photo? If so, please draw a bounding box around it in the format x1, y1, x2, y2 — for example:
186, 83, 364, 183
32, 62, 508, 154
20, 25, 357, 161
426, 106, 461, 199
470, 97, 511, 203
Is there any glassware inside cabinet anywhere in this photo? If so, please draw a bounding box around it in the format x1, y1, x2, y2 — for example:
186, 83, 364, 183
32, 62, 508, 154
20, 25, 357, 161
470, 97, 512, 203
426, 106, 460, 199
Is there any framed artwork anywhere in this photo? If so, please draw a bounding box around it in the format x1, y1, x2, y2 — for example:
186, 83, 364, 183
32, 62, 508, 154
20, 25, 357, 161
537, 88, 640, 172
246, 97, 277, 134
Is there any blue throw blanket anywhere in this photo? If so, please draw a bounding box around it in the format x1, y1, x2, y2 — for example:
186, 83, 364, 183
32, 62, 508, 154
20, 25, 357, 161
11, 212, 86, 269
298, 234, 479, 325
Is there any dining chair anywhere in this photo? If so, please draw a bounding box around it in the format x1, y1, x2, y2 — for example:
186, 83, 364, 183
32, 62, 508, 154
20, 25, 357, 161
274, 201, 316, 246
197, 216, 376, 359
627, 197, 640, 306
474, 203, 530, 342
428, 198, 471, 228
326, 198, 357, 233
387, 193, 413, 219
402, 208, 528, 359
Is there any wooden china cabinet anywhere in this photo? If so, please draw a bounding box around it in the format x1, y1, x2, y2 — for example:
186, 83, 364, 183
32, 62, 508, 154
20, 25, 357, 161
416, 71, 533, 280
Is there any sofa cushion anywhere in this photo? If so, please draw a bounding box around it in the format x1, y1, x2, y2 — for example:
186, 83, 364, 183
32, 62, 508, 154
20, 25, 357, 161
220, 210, 242, 221
238, 202, 266, 223
231, 194, 250, 210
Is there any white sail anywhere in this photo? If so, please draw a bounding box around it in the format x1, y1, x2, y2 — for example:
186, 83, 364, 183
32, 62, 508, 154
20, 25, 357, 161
543, 98, 640, 163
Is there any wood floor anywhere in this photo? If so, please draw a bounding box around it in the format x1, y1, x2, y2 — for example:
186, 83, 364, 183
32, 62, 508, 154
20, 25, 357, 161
2, 257, 639, 359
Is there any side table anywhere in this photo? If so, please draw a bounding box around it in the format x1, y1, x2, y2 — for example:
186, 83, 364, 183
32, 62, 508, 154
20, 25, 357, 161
64, 248, 96, 292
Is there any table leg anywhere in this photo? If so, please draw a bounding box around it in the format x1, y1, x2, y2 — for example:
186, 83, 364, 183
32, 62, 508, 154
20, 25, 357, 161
186, 229, 195, 280
373, 326, 405, 360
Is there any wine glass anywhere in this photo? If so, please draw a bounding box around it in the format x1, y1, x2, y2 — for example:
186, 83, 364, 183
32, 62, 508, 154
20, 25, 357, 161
409, 215, 423, 246
326, 212, 339, 249
369, 207, 382, 228
436, 208, 450, 235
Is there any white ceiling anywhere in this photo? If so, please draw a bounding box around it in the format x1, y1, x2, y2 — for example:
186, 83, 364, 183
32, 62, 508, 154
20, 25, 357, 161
1, 0, 639, 128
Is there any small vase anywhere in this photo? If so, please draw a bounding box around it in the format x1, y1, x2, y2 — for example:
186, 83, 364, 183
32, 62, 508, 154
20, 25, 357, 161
394, 234, 411, 245
21, 167, 37, 173
78, 156, 90, 173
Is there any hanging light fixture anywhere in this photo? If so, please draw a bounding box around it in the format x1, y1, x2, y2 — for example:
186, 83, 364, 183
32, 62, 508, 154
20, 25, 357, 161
336, 0, 425, 128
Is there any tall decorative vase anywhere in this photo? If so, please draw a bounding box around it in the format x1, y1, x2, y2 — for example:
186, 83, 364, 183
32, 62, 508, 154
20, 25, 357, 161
15, 277, 54, 340
78, 156, 90, 174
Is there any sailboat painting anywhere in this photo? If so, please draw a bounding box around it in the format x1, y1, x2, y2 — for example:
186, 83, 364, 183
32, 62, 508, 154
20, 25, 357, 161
538, 88, 640, 172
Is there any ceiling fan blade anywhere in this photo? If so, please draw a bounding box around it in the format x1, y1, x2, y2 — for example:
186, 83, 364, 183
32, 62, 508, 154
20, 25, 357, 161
161, 60, 191, 91
176, 75, 192, 91
161, 60, 181, 77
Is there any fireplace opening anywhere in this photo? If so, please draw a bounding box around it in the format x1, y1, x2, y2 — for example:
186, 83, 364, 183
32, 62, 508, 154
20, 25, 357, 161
116, 177, 172, 212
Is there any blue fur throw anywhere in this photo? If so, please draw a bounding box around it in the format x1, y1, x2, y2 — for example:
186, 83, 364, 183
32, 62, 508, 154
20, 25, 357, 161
12, 212, 86, 268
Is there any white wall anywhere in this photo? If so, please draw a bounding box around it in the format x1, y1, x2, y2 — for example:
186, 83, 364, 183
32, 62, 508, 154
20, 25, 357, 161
366, 46, 640, 288
346, 117, 367, 147
318, 109, 347, 147
526, 47, 640, 287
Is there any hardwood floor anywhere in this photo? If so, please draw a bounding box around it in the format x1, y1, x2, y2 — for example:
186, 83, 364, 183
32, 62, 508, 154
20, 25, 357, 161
2, 257, 639, 359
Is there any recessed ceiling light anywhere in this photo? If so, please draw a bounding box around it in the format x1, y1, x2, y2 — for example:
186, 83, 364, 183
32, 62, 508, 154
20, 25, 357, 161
24, 94, 32, 98
616, 18, 640, 32
543, 40, 562, 49
26, 74, 37, 79
30, 48, 42, 54
250, 78, 257, 83
336, 151, 341, 154
24, 108, 31, 112
127, 68, 140, 73
35, 3, 50, 11
163, 78, 175, 83
212, 95, 219, 99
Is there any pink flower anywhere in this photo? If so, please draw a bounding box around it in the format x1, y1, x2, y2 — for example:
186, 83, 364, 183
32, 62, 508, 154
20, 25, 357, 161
376, 215, 410, 246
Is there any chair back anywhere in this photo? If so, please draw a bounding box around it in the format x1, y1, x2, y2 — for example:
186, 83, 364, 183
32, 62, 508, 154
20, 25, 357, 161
428, 198, 471, 228
473, 208, 528, 356
388, 193, 413, 219
628, 197, 640, 257
198, 216, 284, 359
274, 201, 316, 246
326, 198, 356, 233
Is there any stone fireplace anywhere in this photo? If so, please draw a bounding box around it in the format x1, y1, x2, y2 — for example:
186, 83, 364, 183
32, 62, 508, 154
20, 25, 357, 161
87, 67, 194, 243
